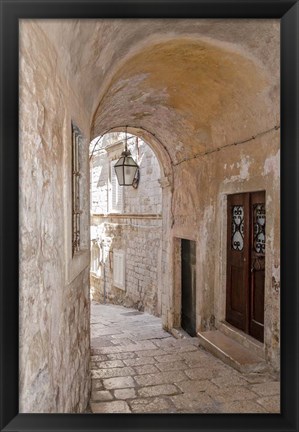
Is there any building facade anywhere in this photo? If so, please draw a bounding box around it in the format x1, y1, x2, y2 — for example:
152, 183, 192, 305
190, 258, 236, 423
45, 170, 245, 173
90, 133, 163, 316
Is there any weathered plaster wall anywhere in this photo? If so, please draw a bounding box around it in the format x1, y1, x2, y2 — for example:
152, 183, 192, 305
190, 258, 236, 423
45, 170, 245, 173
90, 216, 162, 315
172, 130, 280, 371
27, 19, 280, 382
90, 137, 162, 315
19, 21, 91, 412
87, 21, 280, 371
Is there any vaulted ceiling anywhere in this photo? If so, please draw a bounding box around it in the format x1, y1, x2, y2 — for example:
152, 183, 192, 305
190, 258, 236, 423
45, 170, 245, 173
38, 19, 280, 163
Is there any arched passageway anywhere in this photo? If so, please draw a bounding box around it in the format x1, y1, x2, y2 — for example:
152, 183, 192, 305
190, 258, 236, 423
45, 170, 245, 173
90, 34, 280, 355
19, 19, 280, 413
89, 131, 167, 316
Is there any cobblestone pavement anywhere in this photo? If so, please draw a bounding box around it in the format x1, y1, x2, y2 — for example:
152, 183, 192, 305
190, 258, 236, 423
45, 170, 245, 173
89, 302, 280, 414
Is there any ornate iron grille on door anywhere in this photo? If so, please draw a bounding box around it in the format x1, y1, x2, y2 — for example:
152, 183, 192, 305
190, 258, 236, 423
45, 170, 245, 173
232, 206, 244, 251
253, 204, 266, 254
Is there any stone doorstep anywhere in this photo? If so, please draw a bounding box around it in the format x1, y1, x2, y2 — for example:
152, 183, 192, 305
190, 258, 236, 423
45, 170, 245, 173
218, 321, 265, 359
197, 330, 267, 374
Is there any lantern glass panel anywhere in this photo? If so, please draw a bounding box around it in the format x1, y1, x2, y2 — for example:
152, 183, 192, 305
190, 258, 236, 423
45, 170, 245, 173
125, 157, 138, 184
114, 159, 125, 185
114, 155, 138, 185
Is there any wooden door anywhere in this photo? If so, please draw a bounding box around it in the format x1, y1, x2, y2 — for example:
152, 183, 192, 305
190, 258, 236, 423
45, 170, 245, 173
249, 192, 265, 342
226, 192, 265, 342
226, 193, 250, 332
181, 239, 196, 337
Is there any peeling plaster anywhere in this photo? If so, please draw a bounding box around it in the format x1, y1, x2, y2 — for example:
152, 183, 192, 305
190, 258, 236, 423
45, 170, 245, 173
263, 149, 280, 177
224, 155, 251, 183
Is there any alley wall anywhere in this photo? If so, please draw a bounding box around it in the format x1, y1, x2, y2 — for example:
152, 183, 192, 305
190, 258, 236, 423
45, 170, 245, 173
90, 137, 163, 316
19, 21, 91, 413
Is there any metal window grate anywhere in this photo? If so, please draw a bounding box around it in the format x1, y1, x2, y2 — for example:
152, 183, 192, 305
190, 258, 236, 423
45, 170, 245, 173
72, 122, 83, 255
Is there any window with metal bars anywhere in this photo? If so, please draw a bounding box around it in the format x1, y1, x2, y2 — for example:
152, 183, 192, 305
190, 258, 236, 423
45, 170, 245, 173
72, 122, 83, 255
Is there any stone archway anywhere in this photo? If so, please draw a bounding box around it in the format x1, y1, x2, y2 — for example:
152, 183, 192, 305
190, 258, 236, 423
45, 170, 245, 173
90, 35, 280, 350
19, 19, 280, 413
89, 126, 174, 330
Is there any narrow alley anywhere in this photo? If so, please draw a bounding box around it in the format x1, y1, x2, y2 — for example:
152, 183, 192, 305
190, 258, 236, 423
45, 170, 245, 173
89, 303, 280, 414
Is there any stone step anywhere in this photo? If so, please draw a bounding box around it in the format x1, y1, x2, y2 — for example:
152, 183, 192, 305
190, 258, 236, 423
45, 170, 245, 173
218, 321, 265, 359
197, 330, 267, 374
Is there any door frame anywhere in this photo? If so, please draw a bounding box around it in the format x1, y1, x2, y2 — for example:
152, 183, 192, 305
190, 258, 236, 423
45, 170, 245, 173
214, 183, 269, 350
173, 236, 198, 331
181, 238, 197, 336
226, 191, 266, 342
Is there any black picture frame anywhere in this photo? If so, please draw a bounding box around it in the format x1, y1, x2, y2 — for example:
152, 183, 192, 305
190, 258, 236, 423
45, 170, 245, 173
0, 1, 298, 431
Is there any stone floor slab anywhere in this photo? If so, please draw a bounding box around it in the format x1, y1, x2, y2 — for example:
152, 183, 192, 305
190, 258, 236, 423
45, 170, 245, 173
133, 364, 159, 375
91, 401, 131, 413
91, 379, 103, 391
156, 360, 187, 372
250, 381, 280, 396
123, 357, 155, 366
129, 397, 175, 413
242, 372, 275, 384
154, 354, 183, 363
107, 352, 136, 360
91, 355, 108, 362
177, 379, 219, 394
97, 360, 125, 369
134, 371, 188, 387
171, 393, 218, 413
90, 302, 280, 414
137, 384, 181, 398
211, 374, 248, 388
137, 348, 167, 357
184, 367, 214, 380
256, 395, 281, 413
92, 366, 135, 379
207, 385, 258, 403
102, 376, 136, 390
219, 400, 268, 413
91, 390, 113, 402
114, 388, 136, 400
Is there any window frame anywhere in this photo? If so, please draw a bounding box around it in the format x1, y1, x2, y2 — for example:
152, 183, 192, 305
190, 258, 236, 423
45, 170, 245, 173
109, 159, 124, 214
71, 122, 83, 255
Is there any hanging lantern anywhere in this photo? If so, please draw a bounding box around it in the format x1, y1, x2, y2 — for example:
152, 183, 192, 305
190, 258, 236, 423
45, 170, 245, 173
114, 127, 139, 186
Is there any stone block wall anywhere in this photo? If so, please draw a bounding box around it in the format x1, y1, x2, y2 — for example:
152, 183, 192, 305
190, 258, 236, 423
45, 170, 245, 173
90, 137, 162, 315
19, 21, 91, 413
91, 217, 162, 315
90, 149, 109, 214
123, 141, 162, 215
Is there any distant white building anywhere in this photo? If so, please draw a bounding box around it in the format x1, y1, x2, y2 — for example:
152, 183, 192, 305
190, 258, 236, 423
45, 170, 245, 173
90, 133, 163, 316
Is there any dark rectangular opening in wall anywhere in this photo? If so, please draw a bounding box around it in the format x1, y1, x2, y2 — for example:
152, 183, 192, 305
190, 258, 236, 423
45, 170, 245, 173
181, 239, 196, 337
